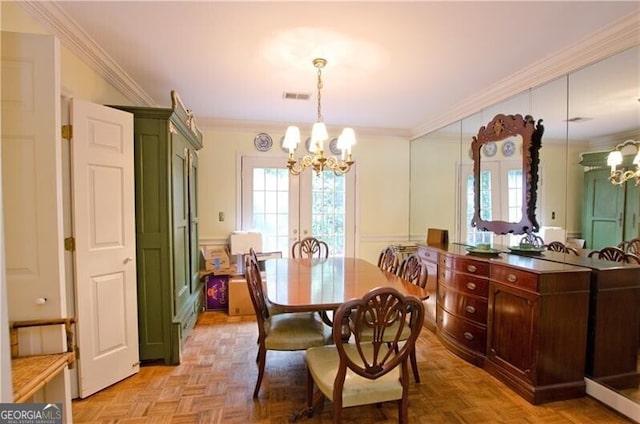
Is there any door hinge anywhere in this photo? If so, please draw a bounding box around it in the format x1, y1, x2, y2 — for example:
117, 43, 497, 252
64, 237, 75, 252
61, 125, 72, 140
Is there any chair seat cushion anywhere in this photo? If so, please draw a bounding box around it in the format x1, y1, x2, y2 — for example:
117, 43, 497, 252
306, 343, 403, 408
265, 312, 332, 350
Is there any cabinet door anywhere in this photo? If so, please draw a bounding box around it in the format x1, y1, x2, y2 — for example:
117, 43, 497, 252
487, 283, 539, 384
172, 132, 191, 314
188, 149, 199, 294
583, 169, 624, 249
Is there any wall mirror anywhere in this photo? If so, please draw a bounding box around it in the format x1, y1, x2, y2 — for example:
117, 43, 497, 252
470, 113, 543, 235
409, 43, 639, 416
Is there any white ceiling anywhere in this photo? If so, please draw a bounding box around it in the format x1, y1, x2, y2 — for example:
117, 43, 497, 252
18, 1, 640, 140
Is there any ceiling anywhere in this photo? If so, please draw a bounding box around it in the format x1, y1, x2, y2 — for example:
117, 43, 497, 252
17, 1, 640, 140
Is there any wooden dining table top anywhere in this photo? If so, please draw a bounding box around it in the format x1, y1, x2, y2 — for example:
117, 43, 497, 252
263, 257, 429, 313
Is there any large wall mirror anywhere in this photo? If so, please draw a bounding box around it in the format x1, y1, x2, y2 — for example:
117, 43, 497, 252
409, 44, 639, 414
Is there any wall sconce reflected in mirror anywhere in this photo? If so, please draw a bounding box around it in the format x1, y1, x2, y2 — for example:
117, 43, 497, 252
607, 139, 640, 186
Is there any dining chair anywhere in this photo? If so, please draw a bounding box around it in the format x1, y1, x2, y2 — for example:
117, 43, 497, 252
377, 246, 399, 274
545, 241, 579, 255
588, 246, 640, 264
396, 254, 427, 288
618, 238, 640, 255
244, 254, 332, 398
392, 253, 427, 382
291, 237, 329, 258
305, 287, 425, 423
519, 233, 544, 247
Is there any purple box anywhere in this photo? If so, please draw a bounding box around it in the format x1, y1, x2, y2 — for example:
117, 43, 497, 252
205, 275, 228, 310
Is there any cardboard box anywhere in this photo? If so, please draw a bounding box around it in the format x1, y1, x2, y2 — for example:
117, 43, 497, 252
205, 275, 228, 310
228, 277, 254, 316
201, 245, 231, 271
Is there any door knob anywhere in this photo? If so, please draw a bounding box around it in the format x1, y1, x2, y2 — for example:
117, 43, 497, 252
124, 257, 134, 264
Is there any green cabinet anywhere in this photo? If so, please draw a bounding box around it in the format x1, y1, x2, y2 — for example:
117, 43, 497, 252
113, 92, 203, 364
580, 151, 639, 250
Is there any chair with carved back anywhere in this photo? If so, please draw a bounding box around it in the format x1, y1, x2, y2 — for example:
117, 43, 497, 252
588, 246, 640, 264
357, 253, 425, 383
305, 287, 425, 423
291, 237, 329, 259
244, 253, 332, 398
618, 238, 640, 255
544, 241, 579, 255
519, 233, 544, 248
377, 246, 399, 274
397, 254, 427, 288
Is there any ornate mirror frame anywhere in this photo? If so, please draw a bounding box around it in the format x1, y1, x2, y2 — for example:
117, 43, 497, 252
471, 113, 544, 235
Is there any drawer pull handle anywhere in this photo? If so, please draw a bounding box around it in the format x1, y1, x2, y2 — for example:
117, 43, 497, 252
465, 305, 476, 314
507, 274, 518, 283
467, 264, 477, 273
466, 282, 477, 291
463, 332, 474, 340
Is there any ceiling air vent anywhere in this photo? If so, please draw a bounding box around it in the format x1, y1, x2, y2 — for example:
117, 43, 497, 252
283, 92, 311, 101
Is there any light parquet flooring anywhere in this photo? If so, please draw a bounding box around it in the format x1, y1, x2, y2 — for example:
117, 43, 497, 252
72, 311, 635, 423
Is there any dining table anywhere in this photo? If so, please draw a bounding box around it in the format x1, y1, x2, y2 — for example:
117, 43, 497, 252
263, 257, 429, 314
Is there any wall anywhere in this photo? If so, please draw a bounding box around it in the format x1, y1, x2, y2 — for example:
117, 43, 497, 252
198, 123, 410, 264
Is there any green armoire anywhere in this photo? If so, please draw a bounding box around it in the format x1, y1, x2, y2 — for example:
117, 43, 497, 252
580, 150, 640, 250
113, 91, 203, 364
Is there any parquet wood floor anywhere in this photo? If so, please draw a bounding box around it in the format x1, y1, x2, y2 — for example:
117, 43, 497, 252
72, 311, 635, 423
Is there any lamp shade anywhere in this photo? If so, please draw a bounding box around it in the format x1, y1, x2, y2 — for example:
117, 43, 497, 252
310, 122, 328, 152
607, 150, 623, 167
283, 126, 301, 152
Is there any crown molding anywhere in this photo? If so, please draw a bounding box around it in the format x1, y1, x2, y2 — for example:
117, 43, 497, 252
410, 10, 640, 140
197, 117, 411, 139
18, 1, 156, 107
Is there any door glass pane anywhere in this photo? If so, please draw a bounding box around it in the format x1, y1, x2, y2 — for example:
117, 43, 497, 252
311, 171, 345, 256
507, 168, 523, 222
251, 168, 290, 254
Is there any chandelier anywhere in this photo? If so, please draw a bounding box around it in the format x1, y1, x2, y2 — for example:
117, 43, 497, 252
607, 139, 640, 186
282, 58, 356, 176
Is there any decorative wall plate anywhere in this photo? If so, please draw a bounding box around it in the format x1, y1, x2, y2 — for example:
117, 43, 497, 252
482, 142, 497, 157
502, 139, 516, 157
329, 138, 341, 155
254, 133, 272, 152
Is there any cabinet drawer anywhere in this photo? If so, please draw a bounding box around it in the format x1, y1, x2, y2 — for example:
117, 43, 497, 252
438, 285, 488, 324
440, 255, 489, 277
491, 266, 538, 292
437, 308, 486, 353
440, 268, 489, 297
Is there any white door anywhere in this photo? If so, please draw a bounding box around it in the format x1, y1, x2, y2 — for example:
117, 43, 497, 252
241, 156, 355, 257
1, 31, 69, 406
70, 99, 139, 398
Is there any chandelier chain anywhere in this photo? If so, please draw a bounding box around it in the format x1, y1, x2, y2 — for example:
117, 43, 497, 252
316, 63, 324, 122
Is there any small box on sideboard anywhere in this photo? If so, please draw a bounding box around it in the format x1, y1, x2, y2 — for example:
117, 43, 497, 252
426, 228, 449, 246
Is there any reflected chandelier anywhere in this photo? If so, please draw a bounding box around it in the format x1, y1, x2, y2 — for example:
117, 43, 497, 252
282, 58, 355, 176
607, 139, 640, 186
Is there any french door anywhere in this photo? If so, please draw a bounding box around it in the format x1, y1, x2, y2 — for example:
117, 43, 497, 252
241, 156, 355, 257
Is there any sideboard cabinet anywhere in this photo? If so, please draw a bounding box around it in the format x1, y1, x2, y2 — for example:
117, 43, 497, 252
112, 91, 203, 364
485, 259, 591, 404
436, 248, 489, 367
